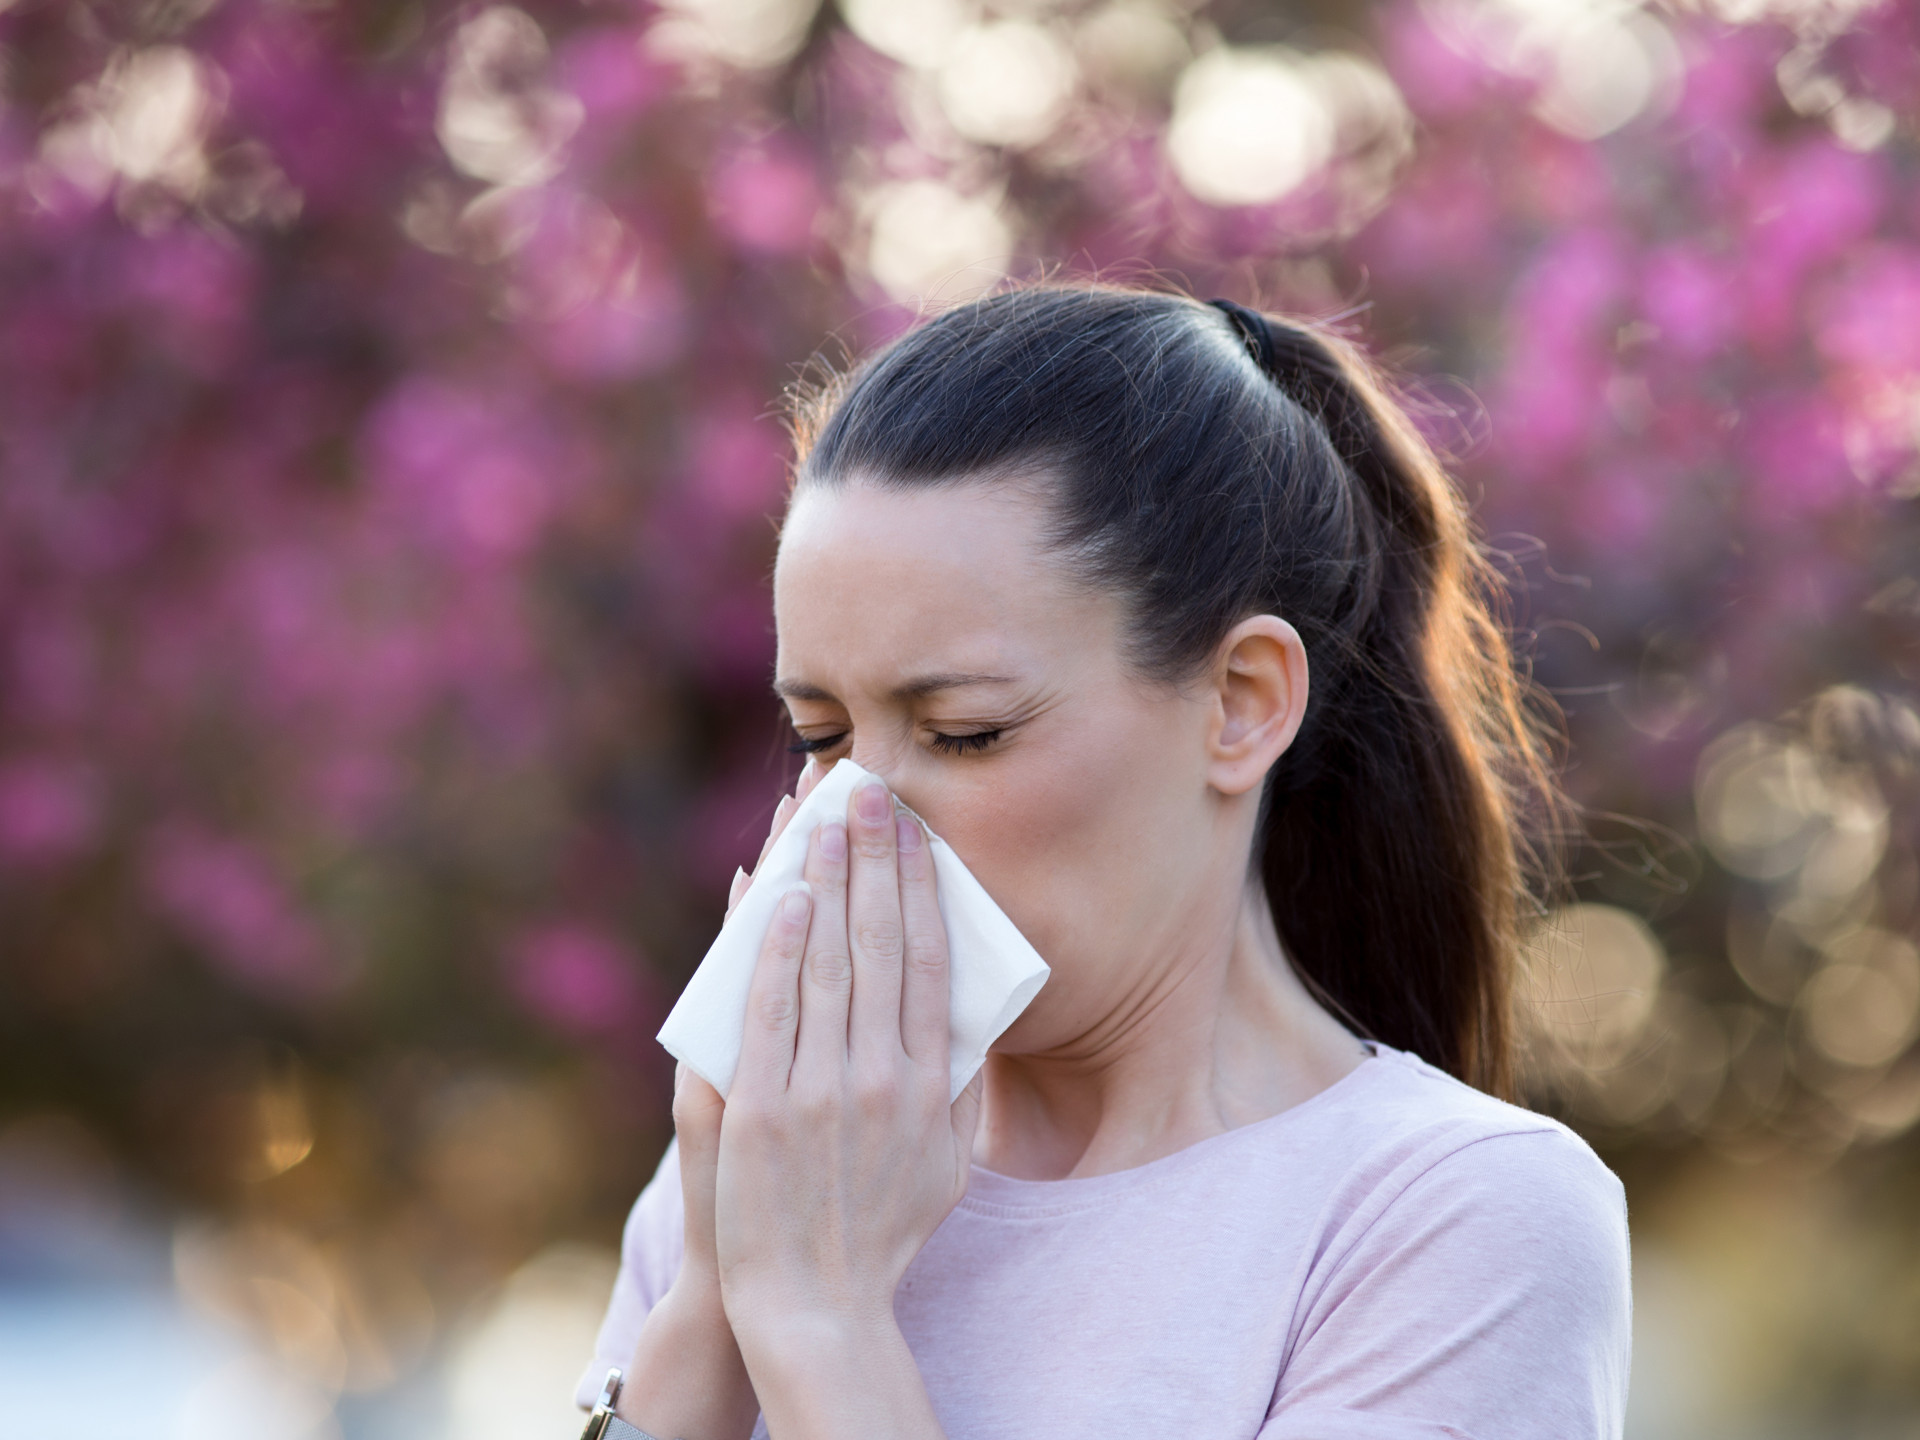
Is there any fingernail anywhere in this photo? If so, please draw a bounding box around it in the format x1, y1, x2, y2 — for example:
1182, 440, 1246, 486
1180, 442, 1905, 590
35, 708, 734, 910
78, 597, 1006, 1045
800, 755, 818, 784
896, 813, 923, 853
733, 866, 748, 889
819, 820, 847, 862
779, 882, 812, 921
855, 782, 889, 824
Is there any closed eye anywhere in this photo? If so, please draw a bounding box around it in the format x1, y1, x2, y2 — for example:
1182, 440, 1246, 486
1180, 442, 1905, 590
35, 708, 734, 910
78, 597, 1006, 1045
786, 732, 848, 755
928, 729, 1002, 756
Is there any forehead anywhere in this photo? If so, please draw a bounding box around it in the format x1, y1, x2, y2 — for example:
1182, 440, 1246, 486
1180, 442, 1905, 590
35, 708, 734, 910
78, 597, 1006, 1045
773, 478, 1113, 688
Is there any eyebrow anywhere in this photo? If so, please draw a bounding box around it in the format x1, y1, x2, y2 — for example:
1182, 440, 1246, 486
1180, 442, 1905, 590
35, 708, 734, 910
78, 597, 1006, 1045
773, 672, 1017, 703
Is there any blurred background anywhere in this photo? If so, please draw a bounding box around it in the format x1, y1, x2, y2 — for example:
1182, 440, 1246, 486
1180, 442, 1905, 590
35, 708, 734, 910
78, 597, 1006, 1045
2, 0, 1918, 1435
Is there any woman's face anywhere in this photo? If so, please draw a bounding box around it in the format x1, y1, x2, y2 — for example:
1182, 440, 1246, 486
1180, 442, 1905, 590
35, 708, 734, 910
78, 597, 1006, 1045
772, 476, 1260, 1057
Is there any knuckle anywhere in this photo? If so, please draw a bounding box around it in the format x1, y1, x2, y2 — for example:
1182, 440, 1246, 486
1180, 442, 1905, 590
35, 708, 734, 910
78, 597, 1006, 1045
851, 1069, 895, 1117
752, 986, 798, 1031
852, 828, 894, 860
807, 945, 853, 991
853, 916, 904, 960
791, 1083, 836, 1125
905, 939, 948, 980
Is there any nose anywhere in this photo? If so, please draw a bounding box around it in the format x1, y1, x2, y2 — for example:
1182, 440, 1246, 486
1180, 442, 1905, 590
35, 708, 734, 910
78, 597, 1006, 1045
844, 741, 919, 816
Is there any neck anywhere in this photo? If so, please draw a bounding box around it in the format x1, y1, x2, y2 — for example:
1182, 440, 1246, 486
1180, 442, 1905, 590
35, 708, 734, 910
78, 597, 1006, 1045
972, 884, 1368, 1182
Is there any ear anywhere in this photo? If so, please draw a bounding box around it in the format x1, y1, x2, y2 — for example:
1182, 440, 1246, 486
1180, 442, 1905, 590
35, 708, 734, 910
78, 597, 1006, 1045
1205, 615, 1309, 798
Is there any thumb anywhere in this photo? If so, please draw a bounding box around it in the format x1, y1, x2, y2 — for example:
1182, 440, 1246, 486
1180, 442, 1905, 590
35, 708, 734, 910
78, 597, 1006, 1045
950, 1068, 985, 1158
672, 1061, 725, 1151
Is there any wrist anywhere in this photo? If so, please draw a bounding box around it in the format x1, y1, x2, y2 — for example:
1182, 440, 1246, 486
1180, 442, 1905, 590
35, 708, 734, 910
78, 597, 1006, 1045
725, 1292, 899, 1375
661, 1262, 729, 1329
619, 1275, 756, 1440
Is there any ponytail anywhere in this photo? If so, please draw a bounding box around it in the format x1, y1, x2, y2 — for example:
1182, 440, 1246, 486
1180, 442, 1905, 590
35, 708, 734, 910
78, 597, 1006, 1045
794, 285, 1563, 1100
1216, 302, 1554, 1098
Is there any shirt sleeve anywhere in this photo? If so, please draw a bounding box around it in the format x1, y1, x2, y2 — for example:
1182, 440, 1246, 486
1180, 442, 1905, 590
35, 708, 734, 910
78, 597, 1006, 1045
1259, 1126, 1631, 1440
572, 1138, 688, 1409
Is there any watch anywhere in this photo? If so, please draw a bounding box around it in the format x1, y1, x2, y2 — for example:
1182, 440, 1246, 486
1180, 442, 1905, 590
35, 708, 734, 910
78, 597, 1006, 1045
579, 1366, 674, 1440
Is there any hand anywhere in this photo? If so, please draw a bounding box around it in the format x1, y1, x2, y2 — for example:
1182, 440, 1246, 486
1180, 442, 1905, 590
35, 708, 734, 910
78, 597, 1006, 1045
713, 775, 983, 1358
616, 759, 824, 1440
673, 756, 827, 1279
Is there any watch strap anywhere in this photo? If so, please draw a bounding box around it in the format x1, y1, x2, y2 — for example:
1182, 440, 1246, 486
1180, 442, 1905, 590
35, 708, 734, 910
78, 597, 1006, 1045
580, 1366, 677, 1440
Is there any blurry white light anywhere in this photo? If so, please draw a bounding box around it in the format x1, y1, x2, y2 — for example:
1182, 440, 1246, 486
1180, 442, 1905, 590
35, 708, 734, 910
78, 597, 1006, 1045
1802, 963, 1920, 1068
445, 1245, 618, 1440
935, 20, 1077, 148
179, 1356, 340, 1440
1803, 928, 1920, 1069
863, 179, 1012, 302
1694, 724, 1883, 883
437, 8, 583, 187
36, 45, 226, 204
1703, 0, 1881, 25
1421, 0, 1679, 141
1167, 48, 1335, 207
1830, 96, 1895, 151
1075, 0, 1191, 99
1528, 902, 1667, 1061
1534, 9, 1678, 140
96, 47, 221, 192
650, 0, 825, 71
1794, 789, 1888, 901
839, 0, 972, 70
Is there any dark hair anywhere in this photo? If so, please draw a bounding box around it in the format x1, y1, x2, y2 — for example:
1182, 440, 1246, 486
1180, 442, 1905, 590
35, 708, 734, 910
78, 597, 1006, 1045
786, 285, 1562, 1099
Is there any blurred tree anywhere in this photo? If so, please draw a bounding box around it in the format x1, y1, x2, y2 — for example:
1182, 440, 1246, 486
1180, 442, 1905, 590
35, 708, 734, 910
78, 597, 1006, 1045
2, 4, 1919, 1414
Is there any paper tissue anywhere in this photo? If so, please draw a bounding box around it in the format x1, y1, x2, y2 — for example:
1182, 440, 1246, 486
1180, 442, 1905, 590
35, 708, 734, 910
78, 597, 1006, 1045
657, 760, 1049, 1102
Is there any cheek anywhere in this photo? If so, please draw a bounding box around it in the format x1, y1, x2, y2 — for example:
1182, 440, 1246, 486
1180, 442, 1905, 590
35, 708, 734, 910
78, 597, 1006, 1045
918, 695, 1194, 986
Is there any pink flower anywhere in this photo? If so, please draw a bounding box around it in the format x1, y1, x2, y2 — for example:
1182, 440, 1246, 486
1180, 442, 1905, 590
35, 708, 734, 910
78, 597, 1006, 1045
143, 824, 340, 1002
688, 405, 789, 521
1742, 390, 1853, 519
1815, 244, 1920, 376
1641, 244, 1735, 360
0, 758, 99, 867
708, 142, 820, 256
509, 923, 645, 1036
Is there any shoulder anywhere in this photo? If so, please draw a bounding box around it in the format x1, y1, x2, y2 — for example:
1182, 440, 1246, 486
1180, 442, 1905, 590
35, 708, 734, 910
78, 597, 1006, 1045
1322, 1044, 1623, 1208
1301, 1044, 1629, 1301
1269, 1052, 1631, 1437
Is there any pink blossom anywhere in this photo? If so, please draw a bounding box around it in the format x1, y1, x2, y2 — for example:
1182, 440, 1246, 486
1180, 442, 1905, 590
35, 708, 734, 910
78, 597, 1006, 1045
1379, 8, 1495, 120
557, 27, 667, 125
708, 143, 821, 256
509, 922, 645, 1036
143, 824, 340, 1001
688, 406, 789, 521
0, 758, 99, 867
1742, 390, 1854, 518
1815, 245, 1920, 376
1641, 244, 1735, 359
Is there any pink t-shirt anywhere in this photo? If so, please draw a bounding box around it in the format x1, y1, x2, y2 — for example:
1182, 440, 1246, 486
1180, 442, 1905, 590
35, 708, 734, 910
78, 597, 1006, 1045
578, 1044, 1631, 1439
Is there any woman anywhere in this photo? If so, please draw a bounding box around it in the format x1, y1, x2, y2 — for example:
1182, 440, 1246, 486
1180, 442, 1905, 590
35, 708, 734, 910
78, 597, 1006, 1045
577, 286, 1630, 1439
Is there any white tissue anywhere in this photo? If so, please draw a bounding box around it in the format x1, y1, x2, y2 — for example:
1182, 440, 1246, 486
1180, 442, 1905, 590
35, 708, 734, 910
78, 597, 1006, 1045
657, 760, 1049, 1102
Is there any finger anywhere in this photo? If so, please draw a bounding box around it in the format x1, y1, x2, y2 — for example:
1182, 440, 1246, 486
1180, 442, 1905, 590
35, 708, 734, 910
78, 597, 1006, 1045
753, 795, 796, 875
732, 882, 813, 1096
845, 781, 905, 1068
794, 753, 824, 803
792, 817, 853, 1081
749, 756, 819, 875
896, 811, 951, 1071
671, 1061, 726, 1150
950, 1068, 984, 1153
727, 866, 750, 918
